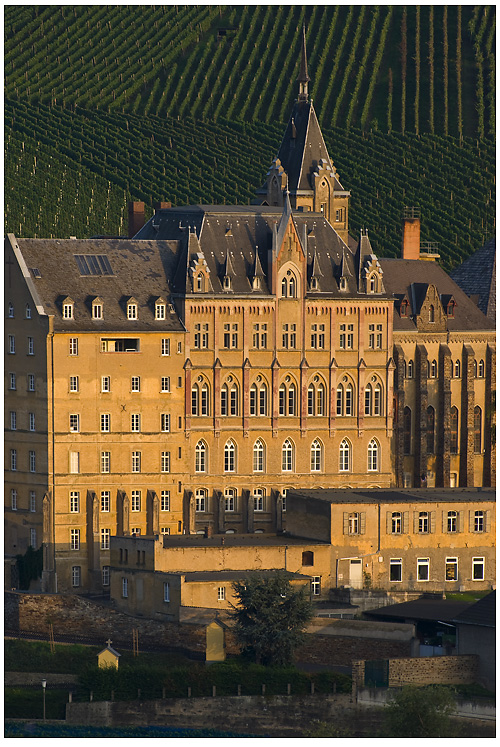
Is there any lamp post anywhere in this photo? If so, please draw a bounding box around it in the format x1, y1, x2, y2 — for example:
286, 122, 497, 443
41, 679, 47, 721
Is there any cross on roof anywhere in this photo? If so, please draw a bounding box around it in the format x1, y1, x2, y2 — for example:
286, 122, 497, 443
106, 638, 112, 647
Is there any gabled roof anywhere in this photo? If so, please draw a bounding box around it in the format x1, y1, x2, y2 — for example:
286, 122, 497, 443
452, 591, 496, 628
450, 237, 496, 322
365, 598, 473, 623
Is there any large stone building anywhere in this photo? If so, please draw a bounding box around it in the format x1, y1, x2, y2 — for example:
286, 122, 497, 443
4, 35, 495, 593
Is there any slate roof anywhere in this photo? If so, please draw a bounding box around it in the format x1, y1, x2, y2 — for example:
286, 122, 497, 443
181, 569, 310, 582
8, 236, 185, 332
450, 237, 496, 322
452, 590, 496, 628
380, 257, 495, 331
288, 487, 495, 505
161, 532, 328, 549
364, 598, 473, 623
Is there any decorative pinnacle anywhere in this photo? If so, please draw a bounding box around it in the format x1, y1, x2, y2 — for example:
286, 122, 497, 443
297, 24, 310, 101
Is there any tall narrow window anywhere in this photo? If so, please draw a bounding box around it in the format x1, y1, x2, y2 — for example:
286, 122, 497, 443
282, 439, 294, 472
474, 406, 482, 453
367, 439, 379, 471
161, 452, 170, 473
224, 488, 236, 512
426, 406, 435, 453
195, 489, 207, 512
70, 491, 80, 513
101, 491, 110, 512
429, 305, 435, 322
253, 489, 264, 512
161, 490, 170, 511
224, 440, 236, 472
450, 407, 459, 454
195, 441, 207, 473
131, 451, 141, 473
310, 439, 322, 472
339, 439, 351, 472
253, 439, 265, 472
131, 491, 141, 512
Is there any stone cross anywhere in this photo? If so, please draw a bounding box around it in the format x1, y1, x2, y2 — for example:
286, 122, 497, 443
106, 639, 112, 648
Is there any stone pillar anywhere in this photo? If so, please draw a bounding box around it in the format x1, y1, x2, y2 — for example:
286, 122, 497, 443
184, 359, 192, 433
244, 490, 254, 533
392, 345, 406, 488
357, 358, 366, 433
216, 491, 225, 533
184, 490, 195, 535
86, 491, 100, 592
437, 345, 452, 487
460, 345, 475, 486
147, 491, 159, 535
242, 358, 251, 435
271, 358, 280, 436
415, 345, 428, 487
300, 358, 308, 436
275, 492, 283, 533
213, 359, 221, 434
484, 344, 496, 486
41, 492, 56, 593
329, 358, 337, 436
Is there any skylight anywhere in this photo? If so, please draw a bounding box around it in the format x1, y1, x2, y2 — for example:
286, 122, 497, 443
74, 255, 113, 276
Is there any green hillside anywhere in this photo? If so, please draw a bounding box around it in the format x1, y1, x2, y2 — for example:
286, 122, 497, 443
4, 5, 495, 270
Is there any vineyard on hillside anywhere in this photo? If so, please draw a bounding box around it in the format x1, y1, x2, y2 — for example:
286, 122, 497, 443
5, 100, 494, 273
4, 5, 496, 138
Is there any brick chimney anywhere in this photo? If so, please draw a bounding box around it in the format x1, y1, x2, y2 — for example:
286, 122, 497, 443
128, 201, 145, 238
402, 207, 421, 260
155, 201, 171, 213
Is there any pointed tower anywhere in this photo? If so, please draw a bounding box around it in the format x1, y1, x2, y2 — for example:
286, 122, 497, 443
256, 26, 350, 242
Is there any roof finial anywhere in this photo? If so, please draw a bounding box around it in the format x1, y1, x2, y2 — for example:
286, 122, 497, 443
297, 24, 310, 102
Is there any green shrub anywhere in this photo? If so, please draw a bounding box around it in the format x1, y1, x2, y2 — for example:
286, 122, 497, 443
5, 688, 68, 720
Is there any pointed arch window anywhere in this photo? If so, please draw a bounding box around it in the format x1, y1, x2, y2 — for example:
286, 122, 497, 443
281, 277, 288, 297
310, 439, 323, 472
196, 273, 204, 293
250, 379, 268, 416
429, 360, 437, 378
368, 439, 379, 471
369, 275, 377, 293
288, 274, 296, 298
474, 406, 482, 453
365, 380, 383, 415
282, 438, 295, 472
403, 407, 412, 455
195, 441, 207, 473
408, 360, 414, 379
279, 379, 297, 416
224, 440, 236, 472
450, 407, 459, 454
253, 439, 265, 472
426, 406, 435, 453
478, 360, 485, 378
454, 360, 460, 378
429, 305, 435, 323
192, 381, 209, 416
221, 380, 238, 417
337, 380, 354, 417
339, 439, 351, 472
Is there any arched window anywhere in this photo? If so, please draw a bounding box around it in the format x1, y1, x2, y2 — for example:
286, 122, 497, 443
454, 360, 460, 378
369, 275, 377, 293
373, 382, 382, 415
336, 380, 355, 416
196, 273, 204, 292
195, 441, 207, 473
339, 439, 351, 472
478, 360, 485, 378
224, 488, 236, 512
450, 407, 459, 454
253, 439, 265, 472
364, 384, 372, 416
221, 380, 238, 416
391, 512, 402, 534
281, 277, 288, 298
192, 381, 209, 416
345, 382, 354, 415
336, 384, 344, 416
307, 384, 315, 416
426, 406, 435, 453
403, 407, 412, 455
403, 360, 407, 379
250, 380, 268, 416
195, 488, 207, 512
429, 305, 435, 322
308, 379, 326, 416
253, 488, 265, 512
408, 360, 414, 379
310, 439, 323, 472
289, 274, 296, 298
279, 379, 297, 416
474, 406, 482, 453
224, 440, 236, 472
317, 382, 325, 415
430, 360, 437, 378
282, 439, 295, 472
368, 439, 379, 471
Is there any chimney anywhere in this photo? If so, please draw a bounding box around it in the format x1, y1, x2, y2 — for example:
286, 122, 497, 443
155, 201, 171, 213
402, 207, 421, 260
128, 201, 145, 238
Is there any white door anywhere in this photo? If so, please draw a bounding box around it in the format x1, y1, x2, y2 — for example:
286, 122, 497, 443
349, 559, 363, 589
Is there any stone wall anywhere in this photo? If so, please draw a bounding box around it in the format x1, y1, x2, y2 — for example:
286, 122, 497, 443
352, 654, 479, 691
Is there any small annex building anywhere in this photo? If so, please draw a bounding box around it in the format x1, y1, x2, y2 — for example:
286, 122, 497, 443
97, 639, 121, 669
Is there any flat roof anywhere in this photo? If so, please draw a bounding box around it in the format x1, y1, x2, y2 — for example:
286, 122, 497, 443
288, 487, 496, 505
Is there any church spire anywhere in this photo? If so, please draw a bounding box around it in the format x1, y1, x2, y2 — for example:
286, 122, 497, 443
297, 24, 310, 102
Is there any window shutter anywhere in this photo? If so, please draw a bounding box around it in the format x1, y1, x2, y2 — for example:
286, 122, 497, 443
403, 512, 409, 534
413, 511, 419, 533
430, 511, 436, 533
485, 510, 491, 533
386, 511, 392, 534
343, 512, 349, 535
468, 510, 473, 532
360, 512, 366, 535
458, 510, 464, 533
442, 511, 447, 533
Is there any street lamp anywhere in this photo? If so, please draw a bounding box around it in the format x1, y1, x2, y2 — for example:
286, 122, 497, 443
41, 679, 47, 721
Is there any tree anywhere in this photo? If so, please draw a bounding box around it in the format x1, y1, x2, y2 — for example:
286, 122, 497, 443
382, 685, 459, 737
229, 572, 314, 667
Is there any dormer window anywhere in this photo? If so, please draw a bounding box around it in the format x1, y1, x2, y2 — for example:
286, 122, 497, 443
400, 299, 409, 317
223, 275, 231, 291
127, 301, 138, 320
339, 277, 347, 292
252, 276, 261, 291
92, 300, 103, 319
369, 275, 377, 293
155, 301, 166, 320
196, 274, 204, 293
25, 304, 31, 319
62, 299, 74, 319
310, 277, 318, 291
8, 303, 14, 318
447, 302, 455, 317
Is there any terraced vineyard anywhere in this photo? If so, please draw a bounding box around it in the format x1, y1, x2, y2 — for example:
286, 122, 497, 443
5, 100, 494, 272
4, 5, 496, 269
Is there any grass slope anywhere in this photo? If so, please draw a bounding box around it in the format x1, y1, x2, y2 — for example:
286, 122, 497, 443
5, 100, 495, 272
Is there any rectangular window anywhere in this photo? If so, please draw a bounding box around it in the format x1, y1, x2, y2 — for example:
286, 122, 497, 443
131, 413, 141, 432
474, 511, 485, 532
224, 489, 236, 512
164, 582, 170, 602
418, 512, 429, 533
30, 528, 37, 548
217, 586, 226, 601
161, 338, 170, 356
70, 491, 80, 513
11, 489, 17, 511
161, 451, 170, 473
417, 557, 429, 581
102, 566, 110, 586
8, 335, 15, 354
131, 490, 141, 512
29, 450, 36, 472
161, 376, 170, 393
131, 376, 140, 392
311, 576, 321, 596
70, 529, 80, 551
155, 303, 166, 320
127, 303, 137, 320
101, 413, 110, 432
122, 578, 128, 598
69, 414, 80, 432
100, 528, 110, 550
195, 490, 206, 512
101, 376, 110, 392
131, 451, 141, 473
161, 413, 170, 432
11, 449, 17, 471
177, 341, 182, 354
72, 566, 81, 587
348, 513, 359, 534
10, 411, 16, 430
101, 491, 110, 512
28, 337, 34, 355
30, 491, 36, 513
63, 303, 73, 319
161, 490, 170, 512
194, 323, 209, 349
9, 373, 16, 390
310, 323, 325, 349
282, 323, 297, 349
101, 451, 110, 473
69, 338, 78, 356
69, 451, 80, 474
472, 557, 484, 581
223, 323, 238, 349
445, 557, 458, 582
390, 558, 402, 582
28, 374, 35, 391
92, 303, 102, 319
253, 323, 267, 349
253, 489, 264, 512
161, 527, 170, 535
69, 376, 79, 392
368, 324, 375, 349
